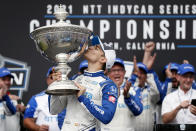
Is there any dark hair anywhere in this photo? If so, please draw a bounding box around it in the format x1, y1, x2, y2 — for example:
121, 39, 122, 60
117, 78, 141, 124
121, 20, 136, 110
80, 67, 88, 74
102, 63, 106, 71
139, 68, 147, 74
114, 63, 125, 69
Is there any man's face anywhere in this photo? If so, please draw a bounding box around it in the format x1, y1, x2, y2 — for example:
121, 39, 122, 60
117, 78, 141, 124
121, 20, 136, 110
138, 69, 147, 87
0, 76, 12, 88
171, 70, 179, 88
84, 45, 105, 63
179, 72, 194, 91
108, 64, 125, 87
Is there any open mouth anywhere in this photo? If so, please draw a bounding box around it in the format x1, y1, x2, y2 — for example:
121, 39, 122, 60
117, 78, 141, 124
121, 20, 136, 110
172, 78, 177, 82
114, 76, 121, 81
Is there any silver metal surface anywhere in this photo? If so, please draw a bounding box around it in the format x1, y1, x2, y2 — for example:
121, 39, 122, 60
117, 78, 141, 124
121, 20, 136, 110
30, 5, 92, 95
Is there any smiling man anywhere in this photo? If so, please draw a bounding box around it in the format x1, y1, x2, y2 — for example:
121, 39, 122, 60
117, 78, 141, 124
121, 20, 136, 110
162, 64, 196, 124
105, 58, 143, 131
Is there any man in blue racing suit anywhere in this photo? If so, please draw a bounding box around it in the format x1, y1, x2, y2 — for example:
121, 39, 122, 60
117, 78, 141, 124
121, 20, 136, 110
49, 35, 118, 131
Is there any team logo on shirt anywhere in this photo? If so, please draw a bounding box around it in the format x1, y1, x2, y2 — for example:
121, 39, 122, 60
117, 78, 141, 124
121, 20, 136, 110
110, 85, 117, 94
84, 92, 93, 99
108, 96, 116, 104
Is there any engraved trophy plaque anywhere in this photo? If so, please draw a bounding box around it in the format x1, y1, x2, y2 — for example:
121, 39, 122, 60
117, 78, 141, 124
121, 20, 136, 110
30, 5, 92, 95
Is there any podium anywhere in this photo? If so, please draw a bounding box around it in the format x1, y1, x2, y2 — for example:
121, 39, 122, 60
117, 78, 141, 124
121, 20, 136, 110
154, 124, 196, 131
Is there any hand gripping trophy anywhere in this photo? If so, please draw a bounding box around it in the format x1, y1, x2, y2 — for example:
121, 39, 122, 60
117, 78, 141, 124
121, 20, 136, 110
30, 5, 92, 95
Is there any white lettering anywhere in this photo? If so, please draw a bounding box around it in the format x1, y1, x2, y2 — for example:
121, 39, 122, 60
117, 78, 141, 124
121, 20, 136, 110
160, 20, 170, 39
80, 20, 94, 31
127, 20, 137, 39
12, 73, 24, 85
116, 20, 121, 39
100, 20, 110, 39
143, 20, 153, 39
29, 19, 40, 33
193, 20, 196, 39
176, 20, 186, 39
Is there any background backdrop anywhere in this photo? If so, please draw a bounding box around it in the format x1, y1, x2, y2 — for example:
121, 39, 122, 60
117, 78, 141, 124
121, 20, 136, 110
0, 0, 196, 104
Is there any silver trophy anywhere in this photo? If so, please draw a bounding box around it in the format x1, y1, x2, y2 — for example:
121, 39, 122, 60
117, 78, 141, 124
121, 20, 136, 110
30, 5, 92, 95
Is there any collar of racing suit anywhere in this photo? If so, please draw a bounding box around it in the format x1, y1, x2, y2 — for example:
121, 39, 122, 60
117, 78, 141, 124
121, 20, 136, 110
84, 70, 105, 77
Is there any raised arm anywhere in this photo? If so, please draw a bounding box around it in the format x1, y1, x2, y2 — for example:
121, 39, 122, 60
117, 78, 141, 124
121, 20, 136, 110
0, 82, 16, 115
129, 56, 139, 86
124, 81, 143, 116
146, 70, 163, 104
142, 42, 156, 70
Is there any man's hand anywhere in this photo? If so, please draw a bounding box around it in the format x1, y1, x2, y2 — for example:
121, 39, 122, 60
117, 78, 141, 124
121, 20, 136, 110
190, 105, 196, 115
38, 124, 49, 131
9, 94, 20, 100
165, 63, 172, 78
74, 82, 86, 98
16, 104, 26, 113
123, 80, 132, 98
180, 100, 190, 109
183, 59, 189, 64
50, 69, 62, 81
144, 41, 155, 52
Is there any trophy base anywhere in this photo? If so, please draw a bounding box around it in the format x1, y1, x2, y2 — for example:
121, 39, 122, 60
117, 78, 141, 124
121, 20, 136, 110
45, 80, 79, 95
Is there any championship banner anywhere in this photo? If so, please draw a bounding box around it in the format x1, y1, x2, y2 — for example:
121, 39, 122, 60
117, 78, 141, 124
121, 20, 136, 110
0, 0, 195, 103
29, 1, 196, 70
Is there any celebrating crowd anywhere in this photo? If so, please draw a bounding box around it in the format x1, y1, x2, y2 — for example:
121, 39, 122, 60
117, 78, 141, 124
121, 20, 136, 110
1, 35, 196, 131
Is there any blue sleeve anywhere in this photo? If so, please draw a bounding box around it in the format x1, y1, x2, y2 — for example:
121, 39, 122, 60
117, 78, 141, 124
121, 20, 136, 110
192, 81, 196, 90
70, 74, 80, 80
78, 81, 118, 124
2, 95, 16, 114
57, 109, 66, 129
24, 96, 37, 119
128, 74, 138, 85
124, 88, 143, 116
158, 78, 172, 104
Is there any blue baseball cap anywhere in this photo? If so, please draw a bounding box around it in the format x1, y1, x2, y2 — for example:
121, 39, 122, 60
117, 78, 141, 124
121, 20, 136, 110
137, 63, 148, 73
114, 58, 125, 68
79, 60, 88, 71
0, 67, 14, 78
178, 64, 195, 75
46, 67, 54, 77
90, 35, 100, 46
163, 63, 179, 73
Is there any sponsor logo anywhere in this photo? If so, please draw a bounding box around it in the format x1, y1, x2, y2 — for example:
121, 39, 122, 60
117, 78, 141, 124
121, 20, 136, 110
108, 96, 116, 104
84, 92, 93, 99
0, 54, 31, 99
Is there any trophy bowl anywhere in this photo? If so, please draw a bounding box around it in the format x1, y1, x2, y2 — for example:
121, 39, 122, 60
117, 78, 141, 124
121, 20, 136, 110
30, 5, 92, 95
